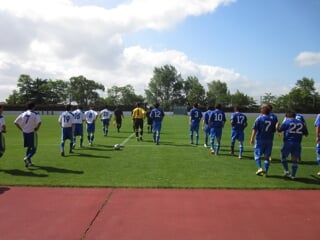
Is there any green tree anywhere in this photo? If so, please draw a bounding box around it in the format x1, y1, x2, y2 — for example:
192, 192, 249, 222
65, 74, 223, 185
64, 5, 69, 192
69, 75, 105, 106
145, 65, 184, 110
45, 80, 69, 104
230, 90, 256, 109
106, 85, 144, 106
207, 80, 230, 106
183, 76, 206, 106
261, 93, 277, 105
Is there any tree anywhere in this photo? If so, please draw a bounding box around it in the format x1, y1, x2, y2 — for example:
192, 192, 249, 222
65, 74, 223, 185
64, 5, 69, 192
230, 90, 256, 109
45, 80, 69, 104
261, 93, 277, 105
145, 65, 184, 110
183, 76, 206, 106
207, 80, 230, 106
273, 77, 318, 113
106, 85, 144, 106
69, 75, 105, 106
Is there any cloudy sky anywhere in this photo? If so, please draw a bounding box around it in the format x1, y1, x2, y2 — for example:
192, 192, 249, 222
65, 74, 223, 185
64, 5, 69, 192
0, 0, 319, 103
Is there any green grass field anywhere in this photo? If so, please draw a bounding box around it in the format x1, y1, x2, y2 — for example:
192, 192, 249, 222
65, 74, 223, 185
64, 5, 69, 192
0, 114, 319, 189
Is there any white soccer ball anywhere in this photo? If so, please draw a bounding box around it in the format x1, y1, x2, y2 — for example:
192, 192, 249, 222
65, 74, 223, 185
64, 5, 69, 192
114, 144, 121, 150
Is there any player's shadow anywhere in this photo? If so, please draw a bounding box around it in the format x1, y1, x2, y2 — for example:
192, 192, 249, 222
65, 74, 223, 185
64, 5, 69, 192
32, 165, 84, 174
267, 175, 320, 185
76, 152, 111, 159
0, 169, 48, 177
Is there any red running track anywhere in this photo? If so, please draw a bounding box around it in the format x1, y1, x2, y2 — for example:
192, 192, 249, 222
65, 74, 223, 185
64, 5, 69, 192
0, 187, 319, 240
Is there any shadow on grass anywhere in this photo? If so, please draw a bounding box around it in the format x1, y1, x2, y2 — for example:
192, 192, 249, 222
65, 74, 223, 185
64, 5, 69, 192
266, 174, 320, 185
75, 153, 111, 159
0, 187, 10, 194
32, 165, 84, 174
0, 169, 48, 177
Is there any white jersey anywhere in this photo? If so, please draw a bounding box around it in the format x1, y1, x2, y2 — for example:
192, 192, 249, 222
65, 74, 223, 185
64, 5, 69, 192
72, 109, 85, 124
58, 111, 75, 128
99, 109, 112, 120
85, 109, 98, 124
0, 115, 5, 133
14, 110, 41, 133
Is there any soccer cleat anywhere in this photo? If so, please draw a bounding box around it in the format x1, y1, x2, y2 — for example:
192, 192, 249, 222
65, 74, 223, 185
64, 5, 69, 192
210, 149, 215, 155
24, 157, 32, 167
291, 176, 296, 180
255, 168, 264, 176
283, 171, 290, 177
238, 155, 242, 160
230, 151, 234, 156
204, 144, 208, 148
263, 173, 268, 177
61, 152, 65, 157
72, 143, 76, 149
317, 171, 320, 176
139, 136, 143, 141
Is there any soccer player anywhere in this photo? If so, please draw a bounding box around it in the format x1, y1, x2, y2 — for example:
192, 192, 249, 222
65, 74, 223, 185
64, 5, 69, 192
230, 106, 247, 159
315, 114, 320, 176
146, 107, 153, 134
283, 111, 308, 162
58, 104, 75, 156
84, 106, 98, 146
189, 103, 203, 145
149, 103, 165, 145
72, 105, 85, 148
113, 106, 124, 133
132, 102, 146, 141
202, 105, 212, 148
277, 111, 308, 179
208, 103, 226, 155
14, 102, 41, 167
250, 104, 277, 176
99, 105, 112, 136
0, 104, 6, 158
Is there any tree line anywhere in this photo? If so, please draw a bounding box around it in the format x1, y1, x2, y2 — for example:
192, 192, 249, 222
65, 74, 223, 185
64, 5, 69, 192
4, 64, 319, 113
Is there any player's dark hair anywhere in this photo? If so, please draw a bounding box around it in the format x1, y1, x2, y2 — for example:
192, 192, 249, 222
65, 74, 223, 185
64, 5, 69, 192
154, 103, 160, 108
215, 103, 221, 109
26, 101, 35, 110
193, 103, 198, 108
285, 111, 296, 118
261, 104, 271, 115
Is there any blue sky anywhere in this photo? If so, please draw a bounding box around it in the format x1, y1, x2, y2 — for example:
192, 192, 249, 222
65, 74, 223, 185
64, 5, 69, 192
0, 0, 319, 102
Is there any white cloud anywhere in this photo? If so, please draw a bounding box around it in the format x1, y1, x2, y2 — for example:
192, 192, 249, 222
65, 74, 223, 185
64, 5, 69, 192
295, 51, 320, 66
1, 0, 267, 103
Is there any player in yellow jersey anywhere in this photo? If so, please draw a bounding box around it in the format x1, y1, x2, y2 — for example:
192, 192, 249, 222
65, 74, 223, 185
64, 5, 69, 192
132, 102, 146, 141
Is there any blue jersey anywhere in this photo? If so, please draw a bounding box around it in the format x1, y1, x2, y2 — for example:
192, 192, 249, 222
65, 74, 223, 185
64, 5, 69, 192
208, 109, 226, 128
203, 110, 211, 125
230, 112, 247, 130
189, 108, 202, 124
314, 114, 320, 128
278, 118, 307, 143
150, 108, 164, 123
252, 114, 277, 142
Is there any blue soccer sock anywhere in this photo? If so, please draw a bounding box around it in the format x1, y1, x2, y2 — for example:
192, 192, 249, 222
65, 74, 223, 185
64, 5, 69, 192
255, 158, 262, 169
230, 141, 235, 153
264, 160, 270, 174
281, 158, 289, 172
239, 143, 243, 156
292, 161, 298, 177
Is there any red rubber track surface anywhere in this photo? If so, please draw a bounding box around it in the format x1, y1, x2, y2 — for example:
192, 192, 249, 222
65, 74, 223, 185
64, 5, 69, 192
0, 187, 319, 240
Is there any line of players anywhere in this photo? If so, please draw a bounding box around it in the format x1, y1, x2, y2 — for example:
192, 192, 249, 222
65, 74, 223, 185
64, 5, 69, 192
189, 102, 320, 179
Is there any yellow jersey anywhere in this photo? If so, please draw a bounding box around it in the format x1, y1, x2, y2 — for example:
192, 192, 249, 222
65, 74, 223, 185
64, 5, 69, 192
132, 107, 146, 119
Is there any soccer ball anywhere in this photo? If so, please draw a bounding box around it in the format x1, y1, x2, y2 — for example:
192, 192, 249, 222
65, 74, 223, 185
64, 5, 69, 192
114, 144, 121, 150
